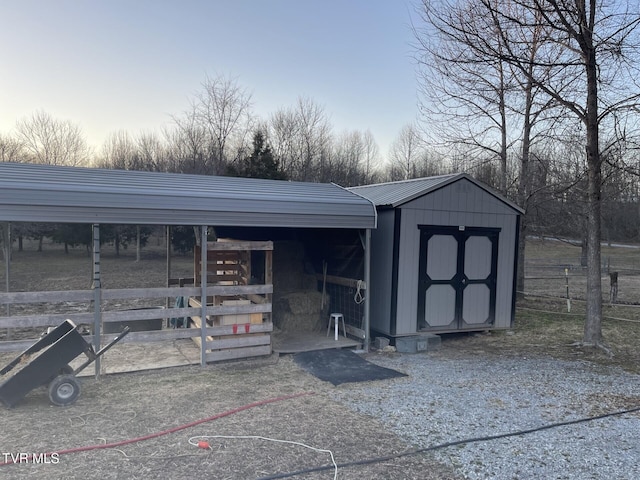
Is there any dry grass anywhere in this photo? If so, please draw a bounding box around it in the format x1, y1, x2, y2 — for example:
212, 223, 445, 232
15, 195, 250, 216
1, 357, 458, 480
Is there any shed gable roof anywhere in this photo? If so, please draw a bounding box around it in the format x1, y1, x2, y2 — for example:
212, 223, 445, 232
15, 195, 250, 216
0, 162, 377, 228
349, 173, 524, 214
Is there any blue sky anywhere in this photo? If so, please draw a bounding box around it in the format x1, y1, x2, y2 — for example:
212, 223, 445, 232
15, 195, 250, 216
0, 1, 420, 160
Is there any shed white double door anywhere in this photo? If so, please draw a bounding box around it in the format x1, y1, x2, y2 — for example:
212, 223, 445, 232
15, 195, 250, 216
417, 226, 499, 331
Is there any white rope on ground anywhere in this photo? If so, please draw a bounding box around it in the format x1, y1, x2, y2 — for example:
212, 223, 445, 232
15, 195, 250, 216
188, 435, 338, 480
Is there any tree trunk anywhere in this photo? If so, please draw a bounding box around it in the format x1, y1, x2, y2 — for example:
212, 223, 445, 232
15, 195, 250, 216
516, 219, 527, 299
136, 225, 141, 262
583, 43, 603, 346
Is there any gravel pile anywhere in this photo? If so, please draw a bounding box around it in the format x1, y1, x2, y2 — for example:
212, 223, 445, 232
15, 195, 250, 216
332, 350, 640, 479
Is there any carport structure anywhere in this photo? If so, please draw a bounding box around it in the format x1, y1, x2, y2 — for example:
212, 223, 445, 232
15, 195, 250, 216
0, 162, 376, 375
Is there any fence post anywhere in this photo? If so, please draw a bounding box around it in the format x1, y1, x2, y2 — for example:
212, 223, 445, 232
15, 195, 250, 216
92, 224, 102, 378
610, 272, 618, 304
3, 223, 11, 340
565, 268, 571, 313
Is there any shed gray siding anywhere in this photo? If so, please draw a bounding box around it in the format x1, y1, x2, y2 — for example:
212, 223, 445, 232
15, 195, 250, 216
369, 209, 395, 334
395, 178, 518, 334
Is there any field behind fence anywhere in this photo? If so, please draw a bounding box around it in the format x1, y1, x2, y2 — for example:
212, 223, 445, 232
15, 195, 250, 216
523, 237, 640, 322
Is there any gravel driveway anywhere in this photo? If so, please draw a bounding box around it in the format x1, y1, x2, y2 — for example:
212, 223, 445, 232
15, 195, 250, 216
333, 347, 640, 479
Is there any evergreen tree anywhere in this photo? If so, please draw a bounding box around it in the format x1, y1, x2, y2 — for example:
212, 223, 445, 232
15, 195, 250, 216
227, 131, 287, 180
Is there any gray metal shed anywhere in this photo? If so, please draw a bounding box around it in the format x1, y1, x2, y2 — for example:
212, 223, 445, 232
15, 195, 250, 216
350, 173, 523, 337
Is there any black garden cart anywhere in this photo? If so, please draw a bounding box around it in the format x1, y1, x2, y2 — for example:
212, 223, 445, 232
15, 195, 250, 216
0, 319, 129, 407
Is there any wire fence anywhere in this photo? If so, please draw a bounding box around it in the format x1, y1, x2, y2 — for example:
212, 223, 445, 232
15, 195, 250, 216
523, 250, 640, 322
323, 282, 366, 329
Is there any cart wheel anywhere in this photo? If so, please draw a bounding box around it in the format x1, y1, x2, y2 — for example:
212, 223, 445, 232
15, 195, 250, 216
48, 375, 81, 406
45, 365, 74, 386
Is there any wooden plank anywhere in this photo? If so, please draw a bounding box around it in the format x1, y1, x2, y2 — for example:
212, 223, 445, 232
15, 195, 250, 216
206, 241, 273, 251
0, 339, 41, 353
0, 290, 93, 303
100, 328, 198, 344
188, 320, 273, 337
205, 345, 272, 363
102, 307, 198, 322
102, 286, 272, 309
206, 333, 270, 350
189, 314, 206, 348
168, 277, 195, 286
101, 286, 201, 300
0, 312, 94, 329
205, 303, 272, 316
190, 285, 272, 299
315, 274, 367, 289
206, 274, 245, 283
203, 322, 273, 336
246, 294, 267, 304
345, 324, 366, 340
265, 250, 273, 324
188, 297, 272, 316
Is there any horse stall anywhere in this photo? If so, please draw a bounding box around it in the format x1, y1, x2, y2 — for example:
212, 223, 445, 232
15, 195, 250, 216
198, 229, 367, 355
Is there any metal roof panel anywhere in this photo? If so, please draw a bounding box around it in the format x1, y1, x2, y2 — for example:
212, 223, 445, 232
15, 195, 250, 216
0, 162, 377, 229
349, 173, 523, 213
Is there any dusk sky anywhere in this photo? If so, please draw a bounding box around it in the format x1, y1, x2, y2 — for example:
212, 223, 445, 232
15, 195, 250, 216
0, 1, 420, 160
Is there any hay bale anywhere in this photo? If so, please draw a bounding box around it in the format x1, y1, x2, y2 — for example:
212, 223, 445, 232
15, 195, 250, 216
273, 290, 327, 333
274, 312, 324, 333
285, 291, 323, 315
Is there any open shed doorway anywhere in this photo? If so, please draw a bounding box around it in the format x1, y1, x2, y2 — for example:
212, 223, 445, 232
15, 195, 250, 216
215, 226, 365, 353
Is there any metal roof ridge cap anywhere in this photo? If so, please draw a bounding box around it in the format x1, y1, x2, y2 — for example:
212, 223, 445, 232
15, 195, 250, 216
458, 174, 525, 214
348, 172, 460, 190
333, 182, 378, 228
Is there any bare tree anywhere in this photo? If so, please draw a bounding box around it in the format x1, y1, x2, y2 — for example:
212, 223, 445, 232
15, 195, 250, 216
268, 106, 301, 178
136, 132, 167, 172
98, 130, 137, 170
0, 133, 25, 162
388, 123, 424, 180
452, 0, 640, 347
415, 0, 520, 193
331, 130, 368, 186
269, 96, 332, 182
165, 106, 211, 174
362, 129, 381, 184
15, 110, 91, 166
193, 74, 254, 174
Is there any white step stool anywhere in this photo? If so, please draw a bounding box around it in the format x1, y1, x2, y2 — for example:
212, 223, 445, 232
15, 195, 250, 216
327, 313, 346, 341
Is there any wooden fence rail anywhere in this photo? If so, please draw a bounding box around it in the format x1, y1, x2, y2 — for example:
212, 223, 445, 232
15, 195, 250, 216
0, 284, 273, 353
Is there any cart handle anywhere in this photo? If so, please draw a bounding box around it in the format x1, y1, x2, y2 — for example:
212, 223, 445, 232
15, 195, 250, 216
73, 326, 131, 376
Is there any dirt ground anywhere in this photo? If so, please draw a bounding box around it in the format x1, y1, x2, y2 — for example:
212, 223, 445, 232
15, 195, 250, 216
0, 354, 459, 480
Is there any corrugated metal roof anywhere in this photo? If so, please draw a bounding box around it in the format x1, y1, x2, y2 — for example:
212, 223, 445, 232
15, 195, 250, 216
349, 173, 524, 213
0, 162, 377, 229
